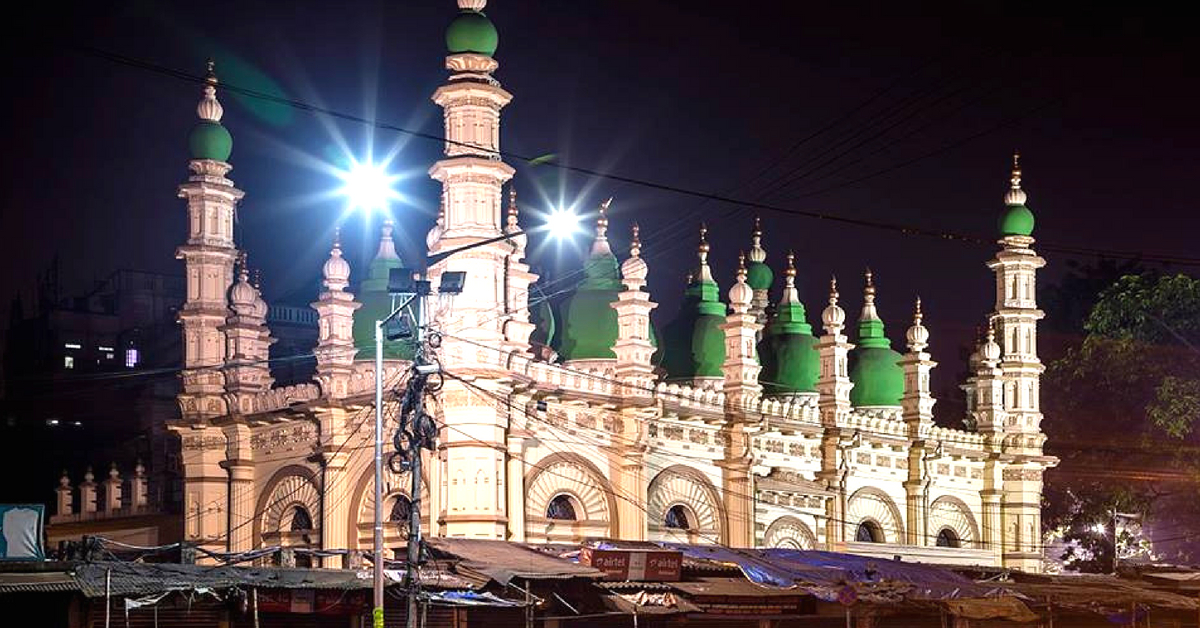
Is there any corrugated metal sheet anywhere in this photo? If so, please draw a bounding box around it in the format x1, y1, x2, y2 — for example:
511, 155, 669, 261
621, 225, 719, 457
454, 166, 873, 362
427, 538, 604, 585
0, 571, 78, 593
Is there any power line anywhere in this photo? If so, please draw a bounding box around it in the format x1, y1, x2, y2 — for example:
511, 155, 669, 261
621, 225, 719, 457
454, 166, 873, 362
67, 45, 1200, 267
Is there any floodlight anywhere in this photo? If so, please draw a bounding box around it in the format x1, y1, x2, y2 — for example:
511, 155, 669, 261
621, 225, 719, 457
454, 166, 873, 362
388, 268, 416, 295
439, 271, 467, 295
545, 208, 582, 240
339, 160, 399, 214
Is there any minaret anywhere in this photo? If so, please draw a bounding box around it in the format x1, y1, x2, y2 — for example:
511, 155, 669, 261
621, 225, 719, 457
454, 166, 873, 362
746, 218, 773, 333
719, 253, 762, 548
222, 254, 275, 411
609, 224, 657, 540
312, 230, 362, 398
986, 152, 1051, 572
428, 0, 515, 371
612, 224, 658, 398
815, 277, 854, 545
500, 187, 538, 358
430, 0, 513, 540
176, 61, 243, 421
974, 320, 1006, 554
899, 297, 936, 436
900, 297, 936, 545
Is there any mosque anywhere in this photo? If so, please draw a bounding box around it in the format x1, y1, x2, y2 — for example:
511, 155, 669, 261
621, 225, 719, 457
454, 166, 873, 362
60, 0, 1056, 571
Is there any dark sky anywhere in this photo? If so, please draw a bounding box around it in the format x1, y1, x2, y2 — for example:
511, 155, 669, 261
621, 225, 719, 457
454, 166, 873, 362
1, 1, 1196, 400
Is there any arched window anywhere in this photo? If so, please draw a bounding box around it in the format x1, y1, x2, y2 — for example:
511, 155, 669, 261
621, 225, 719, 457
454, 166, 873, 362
665, 505, 693, 530
855, 521, 883, 543
290, 506, 313, 531
546, 494, 578, 521
936, 528, 961, 548
389, 495, 412, 525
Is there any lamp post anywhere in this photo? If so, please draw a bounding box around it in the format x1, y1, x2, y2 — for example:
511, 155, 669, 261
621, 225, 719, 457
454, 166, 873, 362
342, 151, 582, 628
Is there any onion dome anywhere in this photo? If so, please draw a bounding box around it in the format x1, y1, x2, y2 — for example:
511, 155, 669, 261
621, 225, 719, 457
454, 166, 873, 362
980, 319, 1002, 366
662, 225, 727, 380
849, 269, 904, 407
758, 252, 819, 394
821, 277, 846, 332
188, 61, 233, 162
230, 254, 257, 313
621, 224, 649, 288
905, 297, 929, 352
446, 0, 498, 57
352, 221, 413, 359
250, 269, 268, 319
728, 252, 753, 311
556, 199, 623, 361
998, 151, 1035, 236
746, 217, 773, 292
323, 228, 351, 291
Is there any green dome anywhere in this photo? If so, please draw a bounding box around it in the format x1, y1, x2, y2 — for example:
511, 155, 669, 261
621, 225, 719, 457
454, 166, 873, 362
556, 251, 621, 361
351, 255, 414, 360
746, 262, 773, 291
446, 11, 498, 56
758, 298, 818, 395
188, 121, 232, 161
999, 203, 1035, 236
849, 318, 904, 406
662, 277, 726, 380
530, 298, 556, 348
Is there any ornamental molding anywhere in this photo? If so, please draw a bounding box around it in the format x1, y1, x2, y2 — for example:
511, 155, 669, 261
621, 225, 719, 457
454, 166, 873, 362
1002, 468, 1043, 481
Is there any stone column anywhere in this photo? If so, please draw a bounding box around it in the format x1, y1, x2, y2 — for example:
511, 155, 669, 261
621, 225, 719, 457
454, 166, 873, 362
103, 464, 123, 512
719, 254, 763, 548
130, 461, 148, 509
815, 278, 854, 546
55, 471, 73, 517
79, 468, 97, 515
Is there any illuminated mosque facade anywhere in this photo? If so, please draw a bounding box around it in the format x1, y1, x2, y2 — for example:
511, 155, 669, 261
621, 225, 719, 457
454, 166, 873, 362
54, 0, 1056, 572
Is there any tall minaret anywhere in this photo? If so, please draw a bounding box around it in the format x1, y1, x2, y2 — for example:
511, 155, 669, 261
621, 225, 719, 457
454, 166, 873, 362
427, 0, 514, 371
986, 152, 1051, 573
501, 187, 538, 358
430, 0, 514, 540
176, 61, 243, 421
312, 230, 362, 398
814, 278, 854, 545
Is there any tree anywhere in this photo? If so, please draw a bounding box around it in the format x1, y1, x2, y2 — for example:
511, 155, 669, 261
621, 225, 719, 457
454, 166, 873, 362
1042, 271, 1200, 571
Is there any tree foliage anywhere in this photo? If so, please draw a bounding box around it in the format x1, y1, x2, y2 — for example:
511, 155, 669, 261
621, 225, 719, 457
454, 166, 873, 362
1042, 271, 1200, 571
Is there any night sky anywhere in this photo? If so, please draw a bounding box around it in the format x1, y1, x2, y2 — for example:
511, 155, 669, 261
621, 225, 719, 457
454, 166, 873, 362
1, 1, 1196, 401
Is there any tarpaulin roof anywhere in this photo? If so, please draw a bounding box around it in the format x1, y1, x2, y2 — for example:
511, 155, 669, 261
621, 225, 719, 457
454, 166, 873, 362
659, 545, 997, 601
427, 538, 604, 585
73, 562, 374, 597
0, 571, 78, 594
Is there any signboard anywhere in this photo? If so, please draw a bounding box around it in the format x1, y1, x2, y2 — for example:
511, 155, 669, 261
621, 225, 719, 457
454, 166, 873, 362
579, 547, 682, 581
0, 504, 44, 561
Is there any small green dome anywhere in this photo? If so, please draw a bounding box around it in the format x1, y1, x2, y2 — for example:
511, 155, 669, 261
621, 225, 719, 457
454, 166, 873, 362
849, 318, 904, 406
446, 11, 498, 56
999, 203, 1035, 236
530, 298, 556, 348
746, 262, 773, 291
662, 278, 726, 380
188, 121, 232, 161
758, 287, 819, 394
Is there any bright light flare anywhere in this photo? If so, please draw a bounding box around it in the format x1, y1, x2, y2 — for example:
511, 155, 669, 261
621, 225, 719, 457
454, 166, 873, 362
544, 208, 582, 240
338, 159, 402, 214
1091, 523, 1108, 535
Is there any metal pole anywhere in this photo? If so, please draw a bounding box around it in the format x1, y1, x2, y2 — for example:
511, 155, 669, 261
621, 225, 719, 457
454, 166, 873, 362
373, 321, 385, 628
407, 293, 427, 628
1111, 509, 1119, 575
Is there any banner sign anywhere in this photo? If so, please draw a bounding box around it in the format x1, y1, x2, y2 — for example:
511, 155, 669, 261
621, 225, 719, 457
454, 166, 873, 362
579, 547, 682, 581
0, 504, 45, 561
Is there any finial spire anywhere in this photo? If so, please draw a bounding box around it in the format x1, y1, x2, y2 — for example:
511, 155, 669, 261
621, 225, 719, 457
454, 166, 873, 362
506, 186, 519, 231
589, 198, 613, 256
696, 223, 714, 283
748, 217, 767, 263
906, 296, 929, 352
729, 251, 753, 311
1004, 149, 1027, 205
821, 275, 846, 332
252, 268, 262, 290
778, 251, 799, 305
980, 316, 1002, 365
860, 268, 879, 322
375, 220, 399, 260
197, 59, 224, 123
323, 228, 351, 290
630, 223, 641, 258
